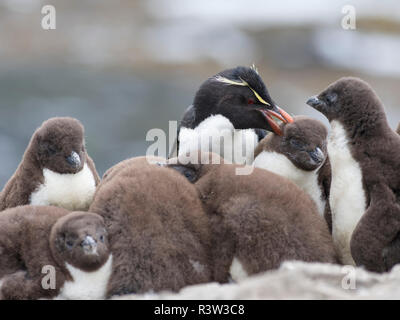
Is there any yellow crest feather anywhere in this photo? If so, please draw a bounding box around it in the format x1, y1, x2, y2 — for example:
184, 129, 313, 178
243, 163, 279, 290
214, 76, 247, 86
250, 63, 259, 74
214, 74, 270, 106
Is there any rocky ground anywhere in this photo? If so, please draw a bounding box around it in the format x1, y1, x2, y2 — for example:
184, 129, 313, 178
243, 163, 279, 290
115, 261, 400, 300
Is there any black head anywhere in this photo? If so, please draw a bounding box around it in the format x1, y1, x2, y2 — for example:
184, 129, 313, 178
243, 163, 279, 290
166, 152, 222, 184
192, 66, 293, 135
167, 161, 202, 184
306, 77, 386, 129
32, 117, 87, 174
51, 212, 110, 272
259, 116, 328, 171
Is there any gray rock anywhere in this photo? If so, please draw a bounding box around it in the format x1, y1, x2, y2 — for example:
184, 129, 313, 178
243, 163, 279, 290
114, 261, 400, 300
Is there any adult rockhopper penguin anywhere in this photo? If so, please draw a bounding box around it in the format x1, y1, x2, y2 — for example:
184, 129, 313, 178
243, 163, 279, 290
307, 77, 400, 272
175, 66, 293, 163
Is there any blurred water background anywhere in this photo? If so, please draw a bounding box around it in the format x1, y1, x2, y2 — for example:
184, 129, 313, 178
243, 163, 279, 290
0, 0, 399, 186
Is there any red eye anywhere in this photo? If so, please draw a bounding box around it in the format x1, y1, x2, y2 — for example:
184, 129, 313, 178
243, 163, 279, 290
248, 99, 254, 105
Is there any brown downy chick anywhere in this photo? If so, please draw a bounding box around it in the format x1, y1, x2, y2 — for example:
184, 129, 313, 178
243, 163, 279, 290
307, 77, 400, 271
0, 206, 110, 300
0, 117, 100, 211
253, 116, 332, 231
89, 156, 212, 297
168, 152, 338, 283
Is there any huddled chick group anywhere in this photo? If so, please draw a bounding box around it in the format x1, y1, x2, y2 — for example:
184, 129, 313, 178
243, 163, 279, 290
0, 66, 399, 300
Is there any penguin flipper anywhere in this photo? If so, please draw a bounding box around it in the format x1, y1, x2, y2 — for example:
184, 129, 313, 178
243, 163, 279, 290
318, 156, 332, 233
86, 155, 101, 186
324, 201, 333, 235
0, 178, 28, 211
0, 179, 13, 211
350, 183, 400, 272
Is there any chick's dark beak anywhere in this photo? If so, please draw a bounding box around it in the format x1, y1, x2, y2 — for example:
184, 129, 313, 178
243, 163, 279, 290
306, 96, 325, 109
81, 235, 97, 254
309, 147, 325, 165
259, 106, 294, 136
66, 151, 81, 168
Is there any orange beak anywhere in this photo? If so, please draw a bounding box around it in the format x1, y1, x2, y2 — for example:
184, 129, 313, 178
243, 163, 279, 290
260, 107, 293, 136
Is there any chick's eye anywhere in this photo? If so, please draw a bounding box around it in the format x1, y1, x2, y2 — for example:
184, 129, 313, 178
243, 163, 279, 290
325, 93, 337, 105
66, 240, 74, 249
247, 99, 254, 105
46, 144, 57, 155
100, 235, 105, 243
290, 138, 304, 149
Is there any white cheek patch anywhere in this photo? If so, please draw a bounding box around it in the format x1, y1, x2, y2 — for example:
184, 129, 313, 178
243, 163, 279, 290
179, 114, 258, 164
229, 257, 248, 282
253, 151, 325, 216
328, 121, 366, 265
30, 163, 96, 211
56, 255, 113, 300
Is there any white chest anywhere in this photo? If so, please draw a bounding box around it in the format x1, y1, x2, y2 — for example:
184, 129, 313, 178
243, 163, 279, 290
56, 255, 113, 300
253, 151, 325, 216
30, 164, 96, 211
178, 114, 258, 164
328, 121, 366, 265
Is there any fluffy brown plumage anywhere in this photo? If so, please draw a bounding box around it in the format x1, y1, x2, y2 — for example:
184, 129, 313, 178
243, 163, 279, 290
168, 152, 338, 283
0, 206, 109, 300
307, 77, 400, 272
254, 116, 332, 231
89, 156, 212, 297
0, 117, 100, 211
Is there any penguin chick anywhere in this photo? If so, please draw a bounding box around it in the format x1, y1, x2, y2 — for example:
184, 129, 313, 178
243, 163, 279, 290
0, 206, 111, 300
0, 117, 100, 211
307, 77, 400, 271
168, 152, 338, 283
101, 156, 165, 187
92, 156, 166, 201
89, 157, 212, 297
253, 116, 332, 231
176, 66, 293, 164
